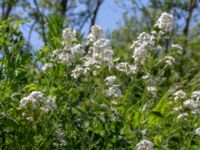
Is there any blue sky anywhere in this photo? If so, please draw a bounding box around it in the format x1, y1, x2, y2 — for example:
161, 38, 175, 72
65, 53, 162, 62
20, 0, 124, 50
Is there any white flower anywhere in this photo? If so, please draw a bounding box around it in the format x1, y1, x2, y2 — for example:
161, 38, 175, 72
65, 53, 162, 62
51, 28, 84, 66
105, 76, 117, 86
19, 95, 42, 109
130, 32, 154, 65
82, 25, 114, 71
41, 63, 53, 71
173, 90, 186, 100
195, 128, 200, 137
19, 96, 32, 108
83, 57, 98, 67
19, 91, 44, 109
131, 32, 154, 48
71, 65, 84, 79
98, 113, 106, 122
171, 44, 183, 54
91, 38, 113, 66
142, 73, 156, 85
165, 56, 175, 66
62, 28, 77, 41
41, 96, 57, 112
52, 49, 61, 58
29, 91, 44, 101
115, 62, 137, 74
19, 91, 57, 112
177, 113, 188, 119
87, 25, 105, 43
191, 91, 200, 101
136, 139, 154, 150
26, 116, 33, 121
105, 85, 121, 98
191, 109, 200, 115
147, 86, 157, 97
173, 106, 182, 112
58, 53, 72, 65
183, 99, 198, 109
70, 44, 85, 55
133, 45, 147, 64
154, 12, 173, 32
142, 74, 152, 80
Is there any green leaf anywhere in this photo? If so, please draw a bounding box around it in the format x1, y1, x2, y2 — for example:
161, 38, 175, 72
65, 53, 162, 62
151, 111, 165, 118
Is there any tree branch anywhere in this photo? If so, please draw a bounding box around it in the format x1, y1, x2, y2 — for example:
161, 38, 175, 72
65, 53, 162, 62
183, 0, 197, 52
1, 1, 14, 20
61, 0, 68, 17
89, 0, 104, 32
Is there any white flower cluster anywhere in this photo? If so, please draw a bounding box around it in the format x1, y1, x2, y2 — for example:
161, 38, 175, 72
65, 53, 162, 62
19, 91, 57, 112
53, 123, 67, 148
195, 128, 200, 137
41, 63, 53, 71
105, 76, 117, 86
84, 25, 114, 68
171, 44, 183, 54
183, 91, 200, 109
87, 25, 105, 43
105, 76, 121, 100
142, 73, 158, 97
147, 86, 157, 97
20, 91, 45, 108
136, 139, 154, 150
183, 99, 199, 109
115, 62, 137, 75
130, 32, 155, 65
173, 106, 182, 112
172, 90, 200, 119
142, 74, 156, 85
42, 28, 85, 70
177, 112, 188, 119
192, 91, 200, 101
129, 12, 175, 69
173, 90, 186, 100
105, 86, 122, 99
58, 28, 84, 63
72, 25, 114, 78
164, 56, 175, 66
71, 65, 85, 79
62, 28, 77, 42
154, 12, 174, 33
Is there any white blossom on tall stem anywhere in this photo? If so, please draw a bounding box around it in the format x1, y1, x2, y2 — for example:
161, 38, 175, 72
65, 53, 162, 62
104, 75, 121, 100
154, 12, 174, 33
130, 32, 155, 65
49, 27, 85, 66
87, 25, 105, 43
83, 25, 114, 71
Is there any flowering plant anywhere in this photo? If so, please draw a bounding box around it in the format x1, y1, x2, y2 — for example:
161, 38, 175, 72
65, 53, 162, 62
0, 12, 199, 149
